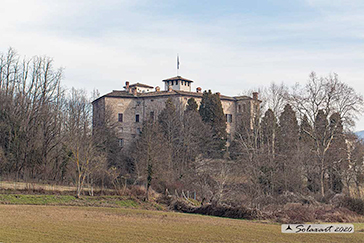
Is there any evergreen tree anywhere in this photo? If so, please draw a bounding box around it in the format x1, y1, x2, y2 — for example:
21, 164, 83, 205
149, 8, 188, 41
260, 109, 279, 194
199, 90, 227, 157
261, 109, 279, 156
179, 98, 213, 178
299, 115, 313, 144
299, 114, 319, 192
186, 98, 198, 112
277, 104, 300, 193
327, 112, 347, 193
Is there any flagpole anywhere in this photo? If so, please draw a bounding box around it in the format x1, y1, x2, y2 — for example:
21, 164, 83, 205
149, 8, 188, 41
177, 54, 179, 76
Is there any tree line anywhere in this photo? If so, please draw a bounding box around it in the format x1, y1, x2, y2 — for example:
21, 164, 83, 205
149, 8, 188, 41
1, 48, 364, 203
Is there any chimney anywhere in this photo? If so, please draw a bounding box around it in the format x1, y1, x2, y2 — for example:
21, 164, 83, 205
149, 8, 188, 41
196, 87, 202, 93
155, 86, 160, 92
253, 92, 258, 100
125, 81, 129, 90
168, 85, 173, 92
132, 87, 137, 96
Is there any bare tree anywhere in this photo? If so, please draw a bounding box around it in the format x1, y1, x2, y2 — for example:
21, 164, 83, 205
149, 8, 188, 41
64, 88, 106, 197
284, 72, 364, 197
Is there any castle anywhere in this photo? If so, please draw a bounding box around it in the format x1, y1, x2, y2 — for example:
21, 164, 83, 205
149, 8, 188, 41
92, 76, 260, 148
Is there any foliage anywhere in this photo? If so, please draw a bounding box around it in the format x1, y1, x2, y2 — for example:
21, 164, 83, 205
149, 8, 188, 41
199, 90, 227, 157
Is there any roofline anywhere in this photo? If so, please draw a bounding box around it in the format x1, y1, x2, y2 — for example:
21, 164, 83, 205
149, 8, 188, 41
128, 83, 154, 88
92, 90, 260, 103
162, 76, 194, 83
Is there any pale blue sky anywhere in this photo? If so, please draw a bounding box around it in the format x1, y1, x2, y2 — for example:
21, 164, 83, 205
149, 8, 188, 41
1, 0, 364, 129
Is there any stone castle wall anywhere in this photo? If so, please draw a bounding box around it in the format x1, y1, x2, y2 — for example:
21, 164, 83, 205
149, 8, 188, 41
93, 93, 258, 149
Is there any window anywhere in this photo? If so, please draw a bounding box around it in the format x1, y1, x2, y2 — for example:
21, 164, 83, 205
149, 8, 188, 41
243, 104, 247, 112
226, 114, 233, 123
238, 105, 241, 113
150, 111, 155, 121
176, 80, 179, 85
118, 139, 124, 147
118, 113, 123, 122
136, 114, 140, 123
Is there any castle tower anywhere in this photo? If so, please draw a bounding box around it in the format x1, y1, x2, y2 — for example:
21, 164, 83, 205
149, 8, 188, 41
162, 76, 193, 92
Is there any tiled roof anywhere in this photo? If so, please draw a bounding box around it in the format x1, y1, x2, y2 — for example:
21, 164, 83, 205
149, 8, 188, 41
162, 76, 194, 83
92, 89, 255, 103
128, 83, 154, 88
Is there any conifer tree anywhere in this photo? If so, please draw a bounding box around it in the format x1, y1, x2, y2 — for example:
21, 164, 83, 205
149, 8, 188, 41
186, 98, 198, 112
180, 98, 213, 173
327, 112, 347, 193
277, 104, 300, 192
261, 109, 279, 156
299, 114, 319, 192
260, 109, 279, 194
199, 90, 227, 157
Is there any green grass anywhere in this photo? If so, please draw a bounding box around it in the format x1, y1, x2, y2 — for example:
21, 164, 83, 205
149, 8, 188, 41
0, 194, 75, 205
0, 205, 363, 243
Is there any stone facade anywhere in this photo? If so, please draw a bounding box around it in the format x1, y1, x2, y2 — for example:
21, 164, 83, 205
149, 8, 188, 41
92, 76, 260, 149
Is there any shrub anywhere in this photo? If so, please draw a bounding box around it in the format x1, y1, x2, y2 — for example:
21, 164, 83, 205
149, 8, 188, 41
341, 197, 364, 215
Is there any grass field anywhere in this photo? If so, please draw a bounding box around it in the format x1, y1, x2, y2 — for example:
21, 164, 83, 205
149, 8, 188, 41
0, 205, 363, 243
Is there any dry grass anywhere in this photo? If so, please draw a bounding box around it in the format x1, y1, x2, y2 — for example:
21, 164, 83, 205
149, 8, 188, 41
0, 205, 363, 243
0, 181, 77, 191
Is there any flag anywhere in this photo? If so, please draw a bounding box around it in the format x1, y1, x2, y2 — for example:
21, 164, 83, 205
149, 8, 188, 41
177, 55, 180, 70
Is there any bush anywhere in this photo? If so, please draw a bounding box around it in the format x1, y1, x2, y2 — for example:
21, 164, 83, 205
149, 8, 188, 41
341, 197, 364, 215
170, 198, 262, 220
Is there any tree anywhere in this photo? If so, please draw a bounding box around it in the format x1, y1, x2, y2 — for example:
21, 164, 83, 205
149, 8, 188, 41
277, 104, 300, 193
199, 90, 227, 157
285, 72, 363, 128
347, 135, 364, 198
180, 98, 213, 175
158, 98, 182, 145
130, 120, 169, 200
260, 109, 279, 194
186, 98, 198, 112
284, 72, 364, 196
157, 98, 182, 177
0, 48, 64, 181
299, 115, 319, 193
64, 88, 106, 198
326, 113, 347, 193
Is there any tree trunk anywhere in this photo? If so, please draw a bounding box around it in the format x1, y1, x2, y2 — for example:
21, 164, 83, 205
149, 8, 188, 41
320, 169, 325, 197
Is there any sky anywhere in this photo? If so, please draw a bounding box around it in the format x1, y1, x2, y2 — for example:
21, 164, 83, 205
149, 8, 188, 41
1, 0, 364, 130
